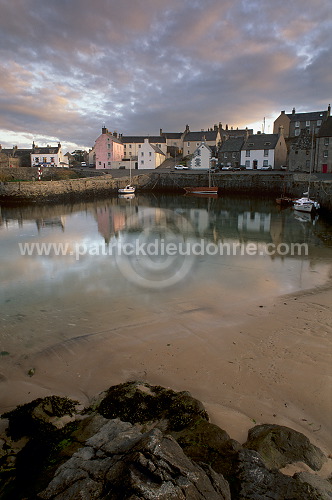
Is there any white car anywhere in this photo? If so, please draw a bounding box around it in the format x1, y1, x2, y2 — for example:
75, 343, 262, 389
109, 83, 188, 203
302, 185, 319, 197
174, 165, 188, 170
260, 166, 272, 170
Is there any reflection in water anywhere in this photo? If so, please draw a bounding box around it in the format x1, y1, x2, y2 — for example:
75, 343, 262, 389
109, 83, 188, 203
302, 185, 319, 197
0, 194, 331, 357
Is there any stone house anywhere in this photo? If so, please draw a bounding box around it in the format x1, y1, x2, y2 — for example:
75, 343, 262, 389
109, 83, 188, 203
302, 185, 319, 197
138, 138, 165, 169
31, 142, 68, 168
182, 126, 220, 157
188, 140, 212, 170
273, 105, 330, 138
0, 145, 32, 167
218, 137, 245, 169
93, 127, 124, 169
240, 128, 287, 170
287, 130, 315, 173
315, 116, 332, 173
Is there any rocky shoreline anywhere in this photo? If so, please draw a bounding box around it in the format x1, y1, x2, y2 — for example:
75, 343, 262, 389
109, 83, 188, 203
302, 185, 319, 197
1, 381, 331, 499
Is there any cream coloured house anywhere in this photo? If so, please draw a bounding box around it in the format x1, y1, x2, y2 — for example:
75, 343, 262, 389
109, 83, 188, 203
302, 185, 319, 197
138, 138, 165, 169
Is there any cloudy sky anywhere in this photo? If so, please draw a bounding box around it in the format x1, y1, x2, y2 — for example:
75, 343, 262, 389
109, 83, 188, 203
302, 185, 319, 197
0, 0, 331, 152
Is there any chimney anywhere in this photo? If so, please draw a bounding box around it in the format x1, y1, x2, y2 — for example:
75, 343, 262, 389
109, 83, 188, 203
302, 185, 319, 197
292, 107, 296, 114
185, 124, 189, 133
160, 128, 163, 136
281, 110, 285, 114
0, 144, 2, 151
225, 124, 228, 130
102, 126, 108, 134
214, 124, 218, 131
113, 131, 118, 138
328, 104, 331, 116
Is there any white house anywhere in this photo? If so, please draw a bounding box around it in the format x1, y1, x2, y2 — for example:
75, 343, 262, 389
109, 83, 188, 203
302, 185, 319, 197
188, 140, 212, 170
240, 128, 287, 170
31, 142, 68, 168
138, 138, 165, 169
122, 136, 167, 160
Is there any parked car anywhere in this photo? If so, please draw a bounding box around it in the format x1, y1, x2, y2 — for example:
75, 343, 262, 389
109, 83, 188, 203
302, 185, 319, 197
260, 166, 272, 170
174, 165, 188, 170
221, 166, 232, 170
81, 162, 87, 167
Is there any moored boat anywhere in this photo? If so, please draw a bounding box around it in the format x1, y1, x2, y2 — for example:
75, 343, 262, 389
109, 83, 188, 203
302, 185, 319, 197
118, 185, 135, 194
184, 186, 218, 195
293, 195, 320, 213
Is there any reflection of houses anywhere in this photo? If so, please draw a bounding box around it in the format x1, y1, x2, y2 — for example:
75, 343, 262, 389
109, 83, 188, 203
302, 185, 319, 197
238, 212, 271, 232
240, 128, 287, 170
36, 217, 66, 231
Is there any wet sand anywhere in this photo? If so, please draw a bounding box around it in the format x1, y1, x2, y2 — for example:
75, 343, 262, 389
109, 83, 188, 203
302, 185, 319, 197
1, 283, 331, 466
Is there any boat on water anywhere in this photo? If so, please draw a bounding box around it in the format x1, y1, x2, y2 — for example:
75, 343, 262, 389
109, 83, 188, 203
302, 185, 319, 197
184, 166, 218, 195
118, 161, 135, 195
276, 196, 293, 206
118, 185, 135, 194
293, 194, 320, 213
292, 128, 320, 213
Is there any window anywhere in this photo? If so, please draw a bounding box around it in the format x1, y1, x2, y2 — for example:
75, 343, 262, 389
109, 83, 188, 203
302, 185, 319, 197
43, 157, 47, 163
124, 145, 126, 149
141, 152, 144, 156
264, 150, 269, 157
324, 138, 329, 146
306, 120, 310, 126
295, 121, 300, 127
232, 152, 236, 158
99, 162, 101, 165
295, 129, 300, 136
246, 150, 250, 157
224, 153, 228, 158
138, 144, 141, 148
317, 120, 322, 126
195, 158, 201, 166
149, 152, 152, 156
187, 142, 190, 146
108, 143, 110, 149
50, 157, 54, 162
108, 153, 110, 158
245, 160, 250, 168
35, 157, 39, 162
323, 150, 328, 158
196, 142, 200, 146
306, 160, 310, 168
264, 142, 271, 146
108, 162, 111, 166
263, 160, 268, 167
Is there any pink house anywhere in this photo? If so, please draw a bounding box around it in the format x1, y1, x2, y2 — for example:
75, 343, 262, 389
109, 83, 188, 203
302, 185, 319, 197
94, 127, 124, 169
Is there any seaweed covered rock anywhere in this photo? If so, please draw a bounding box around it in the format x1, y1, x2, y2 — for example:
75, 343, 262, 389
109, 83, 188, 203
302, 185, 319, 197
2, 395, 79, 441
95, 381, 209, 431
38, 422, 231, 500
243, 424, 327, 471
172, 418, 242, 478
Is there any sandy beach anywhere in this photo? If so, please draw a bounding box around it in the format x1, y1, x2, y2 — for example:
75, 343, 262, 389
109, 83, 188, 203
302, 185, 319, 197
1, 280, 331, 470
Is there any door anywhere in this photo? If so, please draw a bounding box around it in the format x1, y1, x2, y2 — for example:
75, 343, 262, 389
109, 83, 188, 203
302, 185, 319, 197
322, 164, 328, 173
253, 160, 258, 169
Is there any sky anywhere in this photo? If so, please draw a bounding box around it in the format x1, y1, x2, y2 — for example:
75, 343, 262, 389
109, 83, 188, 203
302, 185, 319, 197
0, 0, 331, 153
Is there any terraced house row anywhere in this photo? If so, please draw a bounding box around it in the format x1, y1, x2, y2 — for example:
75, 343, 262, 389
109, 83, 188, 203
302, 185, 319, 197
0, 104, 331, 173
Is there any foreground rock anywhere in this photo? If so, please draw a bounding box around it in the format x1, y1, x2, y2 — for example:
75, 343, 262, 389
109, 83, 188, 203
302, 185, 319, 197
0, 381, 331, 499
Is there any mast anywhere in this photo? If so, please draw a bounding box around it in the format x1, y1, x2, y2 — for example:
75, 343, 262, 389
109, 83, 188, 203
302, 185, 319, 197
308, 126, 315, 198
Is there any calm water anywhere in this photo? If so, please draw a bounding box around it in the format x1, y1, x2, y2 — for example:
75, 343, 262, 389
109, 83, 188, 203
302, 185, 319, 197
1, 194, 332, 357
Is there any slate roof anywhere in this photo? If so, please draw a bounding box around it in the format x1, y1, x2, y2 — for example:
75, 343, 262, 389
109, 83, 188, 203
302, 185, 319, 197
1, 148, 32, 157
150, 144, 165, 155
221, 129, 253, 137
287, 110, 328, 122
121, 136, 166, 144
317, 117, 332, 137
220, 137, 244, 152
242, 134, 279, 150
184, 130, 218, 142
32, 146, 60, 154
162, 133, 182, 139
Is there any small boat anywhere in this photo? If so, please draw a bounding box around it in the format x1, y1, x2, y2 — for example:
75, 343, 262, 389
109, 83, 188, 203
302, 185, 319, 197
118, 161, 135, 195
293, 195, 320, 213
118, 185, 135, 194
184, 167, 218, 195
276, 196, 293, 206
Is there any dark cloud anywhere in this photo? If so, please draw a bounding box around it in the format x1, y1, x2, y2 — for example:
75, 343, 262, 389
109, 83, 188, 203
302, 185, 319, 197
0, 0, 331, 150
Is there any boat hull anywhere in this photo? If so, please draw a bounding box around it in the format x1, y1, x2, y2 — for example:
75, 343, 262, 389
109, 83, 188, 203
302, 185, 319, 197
184, 186, 218, 195
293, 197, 320, 213
118, 185, 135, 194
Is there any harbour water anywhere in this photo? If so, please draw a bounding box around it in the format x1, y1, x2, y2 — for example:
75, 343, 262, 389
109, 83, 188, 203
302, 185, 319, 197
1, 194, 332, 360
